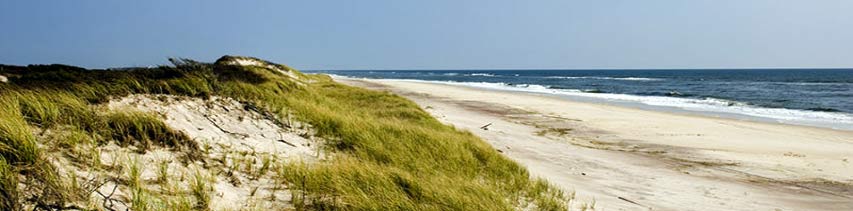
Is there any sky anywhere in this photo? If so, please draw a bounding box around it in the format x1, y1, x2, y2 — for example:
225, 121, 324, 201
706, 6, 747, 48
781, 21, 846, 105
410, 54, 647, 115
1, 0, 853, 70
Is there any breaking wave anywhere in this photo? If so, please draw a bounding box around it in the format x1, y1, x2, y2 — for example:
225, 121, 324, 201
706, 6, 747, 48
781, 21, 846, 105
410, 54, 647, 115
545, 76, 664, 81
377, 79, 853, 128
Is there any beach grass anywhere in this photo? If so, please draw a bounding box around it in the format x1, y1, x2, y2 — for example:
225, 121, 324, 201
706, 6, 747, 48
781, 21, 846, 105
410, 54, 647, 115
189, 169, 212, 210
0, 56, 571, 210
103, 110, 194, 151
0, 157, 19, 210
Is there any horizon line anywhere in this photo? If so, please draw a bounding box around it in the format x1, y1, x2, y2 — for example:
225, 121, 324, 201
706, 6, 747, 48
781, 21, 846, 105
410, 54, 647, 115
304, 67, 853, 71
3, 62, 852, 71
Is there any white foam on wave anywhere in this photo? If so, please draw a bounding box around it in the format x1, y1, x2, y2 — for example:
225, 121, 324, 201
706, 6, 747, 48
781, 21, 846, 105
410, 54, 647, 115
436, 73, 496, 77
546, 76, 664, 81
376, 79, 853, 129
766, 82, 847, 86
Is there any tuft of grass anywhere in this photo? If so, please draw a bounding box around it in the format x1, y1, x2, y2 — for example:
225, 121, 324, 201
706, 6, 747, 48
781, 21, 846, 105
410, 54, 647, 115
130, 186, 153, 211
190, 169, 212, 210
103, 111, 198, 154
157, 160, 170, 185
128, 156, 143, 189
15, 91, 62, 127
0, 158, 19, 211
14, 90, 100, 131
0, 96, 40, 165
165, 196, 194, 211
529, 179, 570, 210
255, 154, 273, 178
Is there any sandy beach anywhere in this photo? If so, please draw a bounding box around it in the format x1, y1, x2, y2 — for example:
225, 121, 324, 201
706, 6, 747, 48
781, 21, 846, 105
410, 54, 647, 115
338, 77, 853, 211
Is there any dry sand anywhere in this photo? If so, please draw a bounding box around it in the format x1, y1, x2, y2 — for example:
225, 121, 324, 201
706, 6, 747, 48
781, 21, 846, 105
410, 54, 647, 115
107, 94, 320, 159
47, 94, 323, 210
105, 94, 323, 210
338, 78, 853, 211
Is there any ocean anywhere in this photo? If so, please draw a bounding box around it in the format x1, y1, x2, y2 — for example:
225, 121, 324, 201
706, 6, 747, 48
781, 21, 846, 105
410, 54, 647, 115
310, 69, 853, 130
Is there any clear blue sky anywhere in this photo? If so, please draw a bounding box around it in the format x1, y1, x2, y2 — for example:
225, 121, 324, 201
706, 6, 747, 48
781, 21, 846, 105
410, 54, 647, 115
2, 0, 852, 70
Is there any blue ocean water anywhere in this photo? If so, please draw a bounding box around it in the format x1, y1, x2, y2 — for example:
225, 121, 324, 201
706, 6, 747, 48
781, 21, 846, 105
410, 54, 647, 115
312, 69, 853, 130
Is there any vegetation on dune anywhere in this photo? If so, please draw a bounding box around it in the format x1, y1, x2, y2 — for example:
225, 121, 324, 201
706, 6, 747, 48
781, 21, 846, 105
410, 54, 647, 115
104, 111, 197, 154
0, 56, 572, 210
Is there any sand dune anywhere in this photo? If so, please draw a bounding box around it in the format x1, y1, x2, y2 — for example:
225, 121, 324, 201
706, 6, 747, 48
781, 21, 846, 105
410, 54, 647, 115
339, 77, 853, 211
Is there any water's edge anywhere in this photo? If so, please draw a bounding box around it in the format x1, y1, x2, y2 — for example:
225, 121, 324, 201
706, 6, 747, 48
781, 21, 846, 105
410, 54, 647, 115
331, 75, 853, 131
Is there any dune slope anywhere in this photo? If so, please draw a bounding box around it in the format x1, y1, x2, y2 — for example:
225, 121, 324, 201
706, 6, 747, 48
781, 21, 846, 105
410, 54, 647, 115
0, 56, 571, 210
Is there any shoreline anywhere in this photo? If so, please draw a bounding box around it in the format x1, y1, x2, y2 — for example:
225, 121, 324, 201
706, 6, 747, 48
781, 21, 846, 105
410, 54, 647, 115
327, 76, 853, 131
337, 77, 853, 211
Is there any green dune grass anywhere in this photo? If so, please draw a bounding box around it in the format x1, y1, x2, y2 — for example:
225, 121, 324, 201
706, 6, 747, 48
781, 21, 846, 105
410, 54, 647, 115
0, 56, 570, 210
